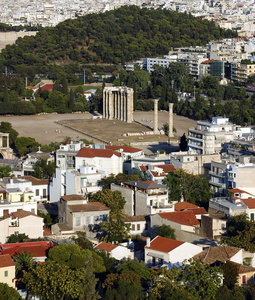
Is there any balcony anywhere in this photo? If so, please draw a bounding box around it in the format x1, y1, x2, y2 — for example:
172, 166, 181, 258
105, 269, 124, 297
209, 171, 225, 178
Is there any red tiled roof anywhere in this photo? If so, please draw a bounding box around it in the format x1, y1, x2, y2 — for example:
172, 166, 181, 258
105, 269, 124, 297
229, 188, 254, 196
43, 227, 52, 236
242, 198, 255, 209
145, 236, 184, 253
158, 211, 200, 226
0, 254, 15, 268
201, 59, 214, 64
95, 242, 118, 252
188, 207, 208, 215
155, 164, 176, 173
11, 210, 42, 219
139, 166, 148, 172
150, 170, 165, 177
35, 84, 54, 93
76, 147, 121, 158
0, 242, 53, 258
175, 201, 199, 211
229, 261, 255, 273
105, 145, 142, 153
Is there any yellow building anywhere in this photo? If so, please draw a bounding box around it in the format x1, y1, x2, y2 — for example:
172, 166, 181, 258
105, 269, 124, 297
0, 254, 16, 288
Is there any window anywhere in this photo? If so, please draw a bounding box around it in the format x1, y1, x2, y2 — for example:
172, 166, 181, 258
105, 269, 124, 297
132, 224, 135, 231
242, 275, 247, 284
251, 213, 254, 221
43, 189, 47, 197
76, 217, 81, 227
36, 189, 39, 196
137, 224, 140, 231
4, 271, 8, 277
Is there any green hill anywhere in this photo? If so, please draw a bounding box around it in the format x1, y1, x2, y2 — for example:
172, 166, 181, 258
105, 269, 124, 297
0, 5, 236, 77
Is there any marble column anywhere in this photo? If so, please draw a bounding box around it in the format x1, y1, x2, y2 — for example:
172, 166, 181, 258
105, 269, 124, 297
154, 99, 159, 134
169, 103, 174, 137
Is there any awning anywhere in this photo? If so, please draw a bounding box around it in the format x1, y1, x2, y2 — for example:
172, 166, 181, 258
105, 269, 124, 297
147, 252, 165, 259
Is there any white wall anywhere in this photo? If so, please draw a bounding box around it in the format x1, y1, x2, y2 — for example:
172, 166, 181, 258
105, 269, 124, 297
111, 246, 134, 260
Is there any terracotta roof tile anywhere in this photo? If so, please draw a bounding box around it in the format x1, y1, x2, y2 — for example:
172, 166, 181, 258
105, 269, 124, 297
155, 164, 176, 173
230, 262, 255, 273
139, 166, 148, 172
1, 242, 53, 258
158, 211, 200, 226
11, 210, 42, 219
95, 242, 118, 252
76, 147, 121, 158
145, 236, 184, 253
187, 208, 208, 215
193, 246, 241, 265
242, 198, 255, 209
229, 188, 254, 196
0, 254, 15, 268
175, 201, 199, 211
18, 176, 49, 186
105, 145, 142, 153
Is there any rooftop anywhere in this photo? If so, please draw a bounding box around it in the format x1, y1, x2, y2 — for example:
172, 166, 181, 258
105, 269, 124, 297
105, 145, 142, 153
76, 147, 121, 158
193, 246, 241, 265
70, 202, 110, 213
95, 242, 118, 252
0, 254, 15, 268
158, 211, 200, 226
61, 194, 86, 201
174, 201, 199, 211
145, 236, 184, 253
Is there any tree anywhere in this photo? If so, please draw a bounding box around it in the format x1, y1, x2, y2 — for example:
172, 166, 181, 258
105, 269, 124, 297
221, 261, 239, 289
155, 224, 176, 240
117, 259, 152, 291
0, 283, 21, 300
0, 166, 13, 178
23, 260, 98, 300
100, 209, 131, 244
164, 169, 211, 208
150, 259, 222, 300
48, 243, 105, 273
7, 233, 29, 243
0, 121, 19, 146
220, 213, 255, 252
90, 189, 125, 212
100, 173, 141, 189
14, 136, 40, 157
72, 231, 94, 250
103, 271, 142, 300
179, 133, 187, 151
33, 159, 56, 179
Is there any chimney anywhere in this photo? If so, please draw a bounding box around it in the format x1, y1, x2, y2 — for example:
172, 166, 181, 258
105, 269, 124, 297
146, 237, 150, 247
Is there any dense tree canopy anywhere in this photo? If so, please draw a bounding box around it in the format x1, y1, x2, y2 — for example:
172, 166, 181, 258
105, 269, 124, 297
0, 6, 236, 77
164, 169, 211, 207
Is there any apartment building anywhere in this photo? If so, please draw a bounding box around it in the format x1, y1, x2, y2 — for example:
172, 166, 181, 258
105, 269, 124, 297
188, 117, 234, 155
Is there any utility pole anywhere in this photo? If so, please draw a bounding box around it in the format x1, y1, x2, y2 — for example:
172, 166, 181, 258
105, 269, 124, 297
83, 69, 85, 85
194, 85, 196, 102
25, 77, 28, 87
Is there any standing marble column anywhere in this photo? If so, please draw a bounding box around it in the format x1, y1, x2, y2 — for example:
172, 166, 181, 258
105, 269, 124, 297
169, 103, 174, 137
154, 99, 159, 134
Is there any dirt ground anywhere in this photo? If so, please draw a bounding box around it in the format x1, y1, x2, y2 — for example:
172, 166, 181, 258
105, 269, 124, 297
1, 111, 196, 153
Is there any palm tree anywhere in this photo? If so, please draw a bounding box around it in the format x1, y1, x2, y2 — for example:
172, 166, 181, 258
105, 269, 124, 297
14, 251, 36, 278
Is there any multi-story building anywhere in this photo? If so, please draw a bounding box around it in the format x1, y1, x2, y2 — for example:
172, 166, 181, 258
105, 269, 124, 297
209, 155, 255, 196
49, 165, 102, 203
188, 116, 234, 155
56, 141, 85, 170
111, 180, 172, 216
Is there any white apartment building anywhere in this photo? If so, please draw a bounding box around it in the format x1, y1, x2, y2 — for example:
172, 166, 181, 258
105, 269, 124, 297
188, 116, 234, 154
49, 165, 102, 203
56, 141, 85, 170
